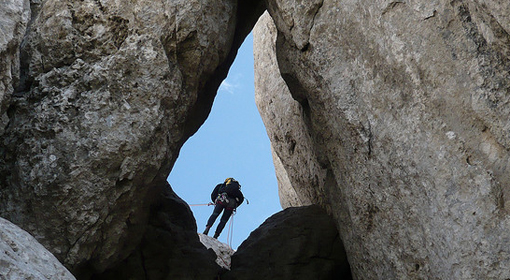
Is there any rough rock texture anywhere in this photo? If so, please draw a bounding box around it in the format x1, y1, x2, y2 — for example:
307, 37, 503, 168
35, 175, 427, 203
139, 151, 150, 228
0, 0, 265, 278
222, 205, 351, 280
0, 0, 30, 135
0, 217, 76, 280
255, 1, 510, 279
2, 0, 235, 273
199, 233, 235, 270
255, 11, 325, 209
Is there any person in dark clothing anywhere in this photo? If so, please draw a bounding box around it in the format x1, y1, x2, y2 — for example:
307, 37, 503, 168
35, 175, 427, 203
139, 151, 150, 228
203, 178, 244, 239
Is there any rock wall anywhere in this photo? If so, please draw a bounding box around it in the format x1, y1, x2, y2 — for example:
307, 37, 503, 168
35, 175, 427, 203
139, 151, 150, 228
89, 183, 220, 280
2, 0, 234, 273
255, 1, 510, 279
0, 0, 265, 278
254, 11, 326, 209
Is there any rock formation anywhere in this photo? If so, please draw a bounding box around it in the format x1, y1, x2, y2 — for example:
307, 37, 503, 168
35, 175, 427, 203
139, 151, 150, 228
254, 11, 325, 209
223, 205, 351, 280
3, 0, 510, 279
255, 1, 510, 279
0, 217, 76, 280
0, 0, 265, 278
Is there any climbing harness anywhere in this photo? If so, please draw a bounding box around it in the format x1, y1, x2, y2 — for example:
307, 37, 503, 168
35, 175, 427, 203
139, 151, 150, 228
216, 193, 231, 206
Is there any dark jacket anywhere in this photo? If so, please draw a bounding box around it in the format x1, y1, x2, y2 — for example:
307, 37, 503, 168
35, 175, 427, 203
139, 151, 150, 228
211, 182, 244, 207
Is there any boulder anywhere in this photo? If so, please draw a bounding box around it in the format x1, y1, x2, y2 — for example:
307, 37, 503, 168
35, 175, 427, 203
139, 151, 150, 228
223, 205, 351, 280
255, 1, 510, 279
0, 217, 75, 280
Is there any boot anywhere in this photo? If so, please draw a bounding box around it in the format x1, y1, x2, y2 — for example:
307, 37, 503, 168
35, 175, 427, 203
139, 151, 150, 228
203, 226, 211, 235
213, 232, 219, 239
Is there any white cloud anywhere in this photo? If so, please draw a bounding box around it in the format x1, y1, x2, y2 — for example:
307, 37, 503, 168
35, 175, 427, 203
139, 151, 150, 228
219, 80, 236, 94
219, 74, 243, 94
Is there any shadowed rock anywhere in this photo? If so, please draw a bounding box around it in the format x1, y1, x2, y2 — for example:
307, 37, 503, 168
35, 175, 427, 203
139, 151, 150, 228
223, 205, 351, 280
89, 183, 220, 280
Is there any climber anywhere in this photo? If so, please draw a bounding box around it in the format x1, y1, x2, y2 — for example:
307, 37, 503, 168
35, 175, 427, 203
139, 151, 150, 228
203, 177, 244, 239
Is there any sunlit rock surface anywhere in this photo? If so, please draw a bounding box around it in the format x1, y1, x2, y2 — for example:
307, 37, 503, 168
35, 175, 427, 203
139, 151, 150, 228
0, 217, 76, 280
255, 12, 324, 209
255, 1, 510, 279
199, 233, 235, 270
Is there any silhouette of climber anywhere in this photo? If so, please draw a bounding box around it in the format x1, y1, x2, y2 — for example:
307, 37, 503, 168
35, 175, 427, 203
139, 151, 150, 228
203, 178, 244, 239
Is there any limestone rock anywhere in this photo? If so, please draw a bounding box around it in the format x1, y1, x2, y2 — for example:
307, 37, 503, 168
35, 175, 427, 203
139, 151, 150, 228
0, 0, 30, 134
256, 1, 510, 279
2, 0, 235, 272
222, 205, 351, 280
254, 12, 325, 209
0, 0, 265, 277
0, 217, 76, 280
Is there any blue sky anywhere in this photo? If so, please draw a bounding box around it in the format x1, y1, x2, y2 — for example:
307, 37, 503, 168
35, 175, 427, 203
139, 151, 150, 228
167, 33, 282, 249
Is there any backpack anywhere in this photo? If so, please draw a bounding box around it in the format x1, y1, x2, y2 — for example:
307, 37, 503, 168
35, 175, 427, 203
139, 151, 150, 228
223, 180, 240, 197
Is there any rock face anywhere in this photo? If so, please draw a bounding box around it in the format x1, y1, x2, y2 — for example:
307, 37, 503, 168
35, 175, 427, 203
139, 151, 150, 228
255, 1, 510, 279
0, 0, 30, 135
2, 0, 234, 273
223, 205, 351, 280
0, 217, 76, 280
254, 12, 325, 209
0, 0, 265, 278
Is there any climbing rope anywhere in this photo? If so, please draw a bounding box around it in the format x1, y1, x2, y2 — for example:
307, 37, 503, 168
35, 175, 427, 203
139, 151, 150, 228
226, 212, 235, 248
188, 203, 213, 207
